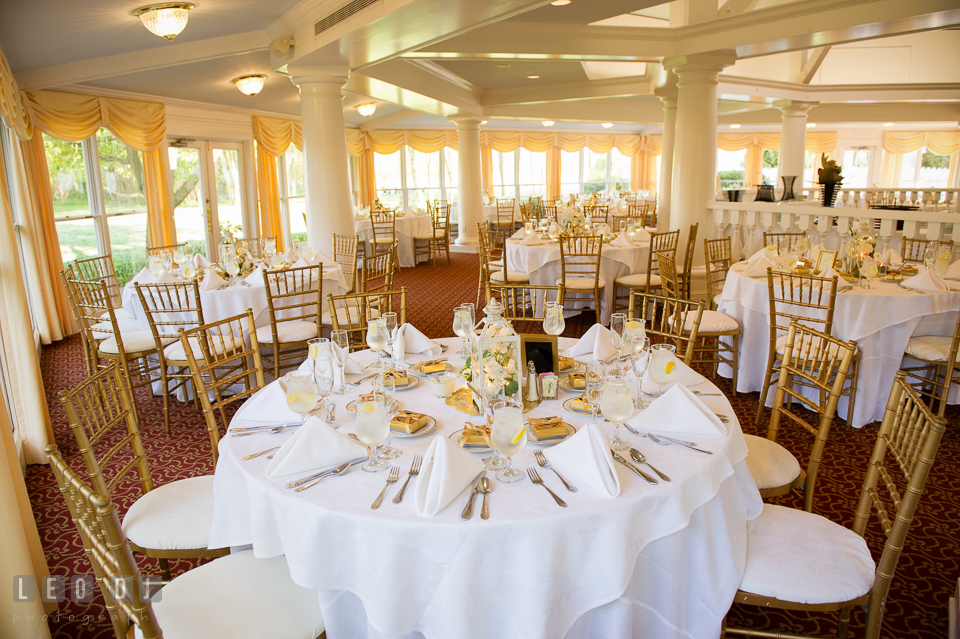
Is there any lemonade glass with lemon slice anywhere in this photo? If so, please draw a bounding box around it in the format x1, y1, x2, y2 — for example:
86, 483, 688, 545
356, 396, 390, 472
600, 373, 633, 451
648, 344, 679, 397
284, 371, 318, 426
490, 398, 526, 483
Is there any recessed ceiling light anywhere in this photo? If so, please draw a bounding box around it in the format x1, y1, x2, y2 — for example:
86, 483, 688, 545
806, 123, 817, 129
551, 0, 571, 5
232, 74, 267, 96
542, 120, 555, 128
728, 124, 740, 129
601, 123, 613, 129
884, 122, 894, 127
527, 75, 540, 79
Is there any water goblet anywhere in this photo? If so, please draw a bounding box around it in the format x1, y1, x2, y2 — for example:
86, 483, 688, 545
173, 249, 186, 277
600, 373, 633, 451
648, 344, 679, 397
382, 311, 399, 368
924, 246, 937, 271
543, 302, 565, 337
224, 259, 240, 285
161, 251, 173, 273
331, 330, 350, 395
313, 354, 337, 429
860, 257, 879, 289
609, 313, 627, 373
453, 308, 472, 359
627, 335, 651, 409
365, 318, 390, 369
524, 221, 533, 235
284, 371, 318, 426
490, 398, 526, 483
935, 245, 952, 277
355, 396, 390, 473
377, 372, 401, 460
585, 363, 604, 428
148, 254, 164, 277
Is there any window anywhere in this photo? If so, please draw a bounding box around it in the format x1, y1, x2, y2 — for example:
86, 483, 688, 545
405, 148, 442, 207
717, 149, 746, 189
761, 149, 779, 186
841, 149, 870, 189
45, 130, 149, 285
559, 148, 630, 194
373, 147, 457, 210
374, 151, 403, 209
897, 146, 951, 189
491, 150, 516, 199
560, 150, 581, 197
517, 149, 546, 198
803, 151, 818, 188
277, 145, 306, 244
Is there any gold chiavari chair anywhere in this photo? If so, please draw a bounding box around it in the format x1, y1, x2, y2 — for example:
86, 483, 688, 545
659, 252, 741, 392
627, 290, 703, 365
584, 204, 610, 226
147, 241, 189, 259
557, 234, 604, 325
370, 209, 401, 271
677, 223, 699, 300
413, 201, 452, 266
327, 288, 407, 351
478, 223, 529, 306
901, 309, 960, 416
761, 231, 806, 253
613, 229, 680, 312
61, 266, 96, 376
46, 445, 327, 639
179, 310, 265, 465
333, 233, 360, 293
744, 321, 857, 511
487, 282, 564, 329
69, 278, 159, 420
135, 280, 206, 434
360, 241, 397, 294
725, 372, 946, 639
755, 270, 861, 427
57, 363, 228, 582
704, 237, 733, 310
628, 202, 647, 222
495, 198, 516, 232
73, 254, 124, 312
259, 264, 323, 379
901, 236, 953, 264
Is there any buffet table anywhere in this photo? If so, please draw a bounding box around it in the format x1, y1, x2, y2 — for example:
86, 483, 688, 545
209, 337, 762, 639
718, 261, 960, 427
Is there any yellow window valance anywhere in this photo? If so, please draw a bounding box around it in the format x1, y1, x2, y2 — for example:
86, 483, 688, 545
253, 116, 302, 156
0, 51, 31, 140
883, 131, 959, 157
805, 131, 838, 153
717, 132, 781, 152
644, 134, 662, 156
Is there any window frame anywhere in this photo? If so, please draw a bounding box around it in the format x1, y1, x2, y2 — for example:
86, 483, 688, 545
559, 148, 629, 194
373, 146, 456, 211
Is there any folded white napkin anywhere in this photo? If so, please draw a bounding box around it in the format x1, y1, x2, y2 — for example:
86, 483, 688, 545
876, 248, 903, 267
245, 266, 264, 285
640, 357, 705, 395
314, 251, 334, 267
634, 228, 652, 243
510, 229, 526, 240
394, 323, 442, 364
154, 270, 177, 284
565, 324, 617, 362
285, 248, 299, 262
193, 253, 212, 269
291, 257, 310, 270
544, 423, 620, 497
903, 269, 949, 292
415, 435, 485, 516
265, 416, 368, 478
201, 268, 226, 291
635, 384, 727, 437
236, 380, 305, 424
610, 232, 634, 248
744, 247, 780, 269
817, 267, 853, 290
130, 267, 154, 284
943, 260, 960, 280
519, 232, 543, 246
743, 256, 779, 278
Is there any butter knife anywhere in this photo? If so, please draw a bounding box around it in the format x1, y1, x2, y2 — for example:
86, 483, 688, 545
611, 451, 658, 485
461, 471, 486, 520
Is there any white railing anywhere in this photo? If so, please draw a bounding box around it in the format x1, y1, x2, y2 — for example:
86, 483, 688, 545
709, 200, 960, 260
799, 187, 959, 212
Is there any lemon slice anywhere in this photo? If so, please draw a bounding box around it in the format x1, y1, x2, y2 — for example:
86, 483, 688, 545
511, 426, 526, 445
665, 361, 676, 375
309, 344, 319, 360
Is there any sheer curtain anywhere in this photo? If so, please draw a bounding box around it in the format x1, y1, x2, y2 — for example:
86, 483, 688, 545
879, 130, 959, 188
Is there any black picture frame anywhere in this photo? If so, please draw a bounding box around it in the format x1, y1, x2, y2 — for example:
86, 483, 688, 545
520, 334, 559, 377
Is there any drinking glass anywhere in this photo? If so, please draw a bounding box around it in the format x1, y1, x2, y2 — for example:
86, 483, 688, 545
765, 240, 778, 260
609, 313, 627, 372
365, 318, 390, 369
148, 254, 164, 277
543, 302, 565, 336
796, 237, 810, 262
860, 257, 879, 289
173, 249, 186, 277
548, 224, 560, 242
524, 221, 533, 235
585, 364, 604, 427
627, 224, 637, 243
935, 245, 952, 276
161, 251, 173, 273
600, 373, 633, 451
331, 330, 350, 395
461, 302, 476, 331
648, 344, 679, 397
382, 311, 399, 368
490, 398, 526, 483
284, 371, 318, 426
453, 308, 472, 359
355, 396, 390, 472
924, 246, 937, 271
619, 220, 627, 234
377, 371, 401, 459
627, 335, 651, 409
781, 248, 799, 271
313, 354, 337, 429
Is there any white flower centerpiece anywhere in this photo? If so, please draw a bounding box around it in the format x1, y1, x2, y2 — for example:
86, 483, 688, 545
218, 227, 258, 278
460, 299, 523, 411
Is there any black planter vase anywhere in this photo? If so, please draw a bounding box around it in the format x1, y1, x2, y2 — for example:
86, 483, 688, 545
780, 175, 797, 201
820, 182, 839, 207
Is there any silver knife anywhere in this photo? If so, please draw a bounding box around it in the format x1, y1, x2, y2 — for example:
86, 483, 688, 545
646, 432, 713, 455
611, 451, 658, 485
284, 457, 368, 488
293, 458, 365, 492
461, 471, 486, 520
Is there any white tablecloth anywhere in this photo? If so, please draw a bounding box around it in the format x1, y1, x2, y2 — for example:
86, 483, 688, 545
505, 239, 648, 324
482, 201, 522, 225
209, 337, 762, 639
355, 215, 435, 268
718, 262, 960, 427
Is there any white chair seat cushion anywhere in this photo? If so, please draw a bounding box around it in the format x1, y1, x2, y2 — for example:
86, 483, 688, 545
101, 308, 136, 322
90, 316, 142, 340
370, 237, 394, 244
491, 270, 530, 282
615, 273, 661, 288
98, 330, 157, 355
668, 310, 739, 333
163, 334, 245, 363
775, 333, 847, 358
739, 504, 875, 605
414, 230, 446, 240
135, 551, 325, 639
255, 321, 319, 344
122, 475, 215, 551
558, 276, 605, 290
743, 434, 801, 490
713, 293, 722, 308
905, 335, 956, 362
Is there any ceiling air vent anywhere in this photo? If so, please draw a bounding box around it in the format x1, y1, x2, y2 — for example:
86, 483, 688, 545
315, 0, 379, 36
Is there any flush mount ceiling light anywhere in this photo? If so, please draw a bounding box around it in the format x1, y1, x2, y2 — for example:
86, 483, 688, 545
542, 120, 555, 128
729, 124, 741, 129
132, 3, 194, 42
232, 74, 267, 96
527, 75, 540, 79
806, 123, 817, 128
481, 120, 488, 125
551, 0, 571, 5
356, 102, 378, 117
884, 122, 894, 127
601, 123, 613, 129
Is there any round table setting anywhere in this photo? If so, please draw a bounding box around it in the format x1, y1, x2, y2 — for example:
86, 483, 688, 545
717, 261, 960, 427
355, 214, 436, 268
209, 336, 761, 639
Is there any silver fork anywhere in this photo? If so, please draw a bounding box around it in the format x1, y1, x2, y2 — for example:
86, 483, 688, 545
526, 468, 567, 507
371, 467, 400, 509
534, 450, 577, 492
392, 455, 422, 503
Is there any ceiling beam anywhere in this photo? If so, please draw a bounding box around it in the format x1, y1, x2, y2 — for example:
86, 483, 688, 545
15, 32, 271, 91
356, 59, 483, 115
482, 75, 653, 107
719, 101, 960, 125
358, 108, 422, 131
792, 47, 831, 84
484, 97, 665, 124
717, 0, 761, 19
718, 75, 960, 103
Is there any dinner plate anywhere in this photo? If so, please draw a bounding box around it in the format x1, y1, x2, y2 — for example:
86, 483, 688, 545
562, 396, 596, 417
559, 357, 580, 373
390, 415, 438, 438
557, 375, 586, 393
410, 361, 458, 376
448, 428, 492, 453
346, 398, 401, 414
392, 375, 421, 392
526, 421, 576, 445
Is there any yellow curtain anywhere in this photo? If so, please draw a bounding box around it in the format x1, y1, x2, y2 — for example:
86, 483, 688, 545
255, 144, 284, 251
477, 130, 643, 155
879, 151, 903, 188
142, 149, 175, 246
878, 131, 960, 188
0, 53, 31, 140
546, 147, 561, 201
481, 146, 493, 194
806, 131, 838, 154
357, 149, 377, 208
743, 145, 764, 188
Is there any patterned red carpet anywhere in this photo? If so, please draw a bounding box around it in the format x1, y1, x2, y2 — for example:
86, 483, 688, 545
27, 252, 960, 638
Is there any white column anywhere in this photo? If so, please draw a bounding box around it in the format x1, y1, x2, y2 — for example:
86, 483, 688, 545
655, 76, 678, 231
450, 114, 483, 249
288, 66, 355, 258
664, 52, 736, 262
775, 99, 818, 189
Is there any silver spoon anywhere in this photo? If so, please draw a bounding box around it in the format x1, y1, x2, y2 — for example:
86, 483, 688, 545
629, 448, 671, 482
479, 476, 494, 520
231, 424, 295, 437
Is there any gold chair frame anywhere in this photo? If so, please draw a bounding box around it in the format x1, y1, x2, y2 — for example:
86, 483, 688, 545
333, 233, 360, 293
558, 234, 604, 325
900, 308, 960, 417
73, 254, 123, 310
495, 198, 516, 232
370, 209, 401, 271
762, 231, 807, 252
260, 264, 323, 379
414, 202, 452, 266
327, 288, 407, 352
361, 241, 397, 294
627, 290, 703, 365
147, 241, 190, 259
486, 282, 565, 327
901, 236, 953, 264
613, 229, 679, 312
677, 223, 699, 300
704, 237, 733, 310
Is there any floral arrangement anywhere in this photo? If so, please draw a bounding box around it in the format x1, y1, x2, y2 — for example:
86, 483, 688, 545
219, 226, 258, 277
817, 153, 843, 185
850, 221, 876, 257
483, 189, 494, 205
373, 197, 385, 212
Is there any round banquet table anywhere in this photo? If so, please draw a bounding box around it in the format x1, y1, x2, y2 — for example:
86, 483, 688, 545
209, 337, 762, 639
355, 215, 436, 268
505, 238, 648, 325
717, 262, 960, 428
